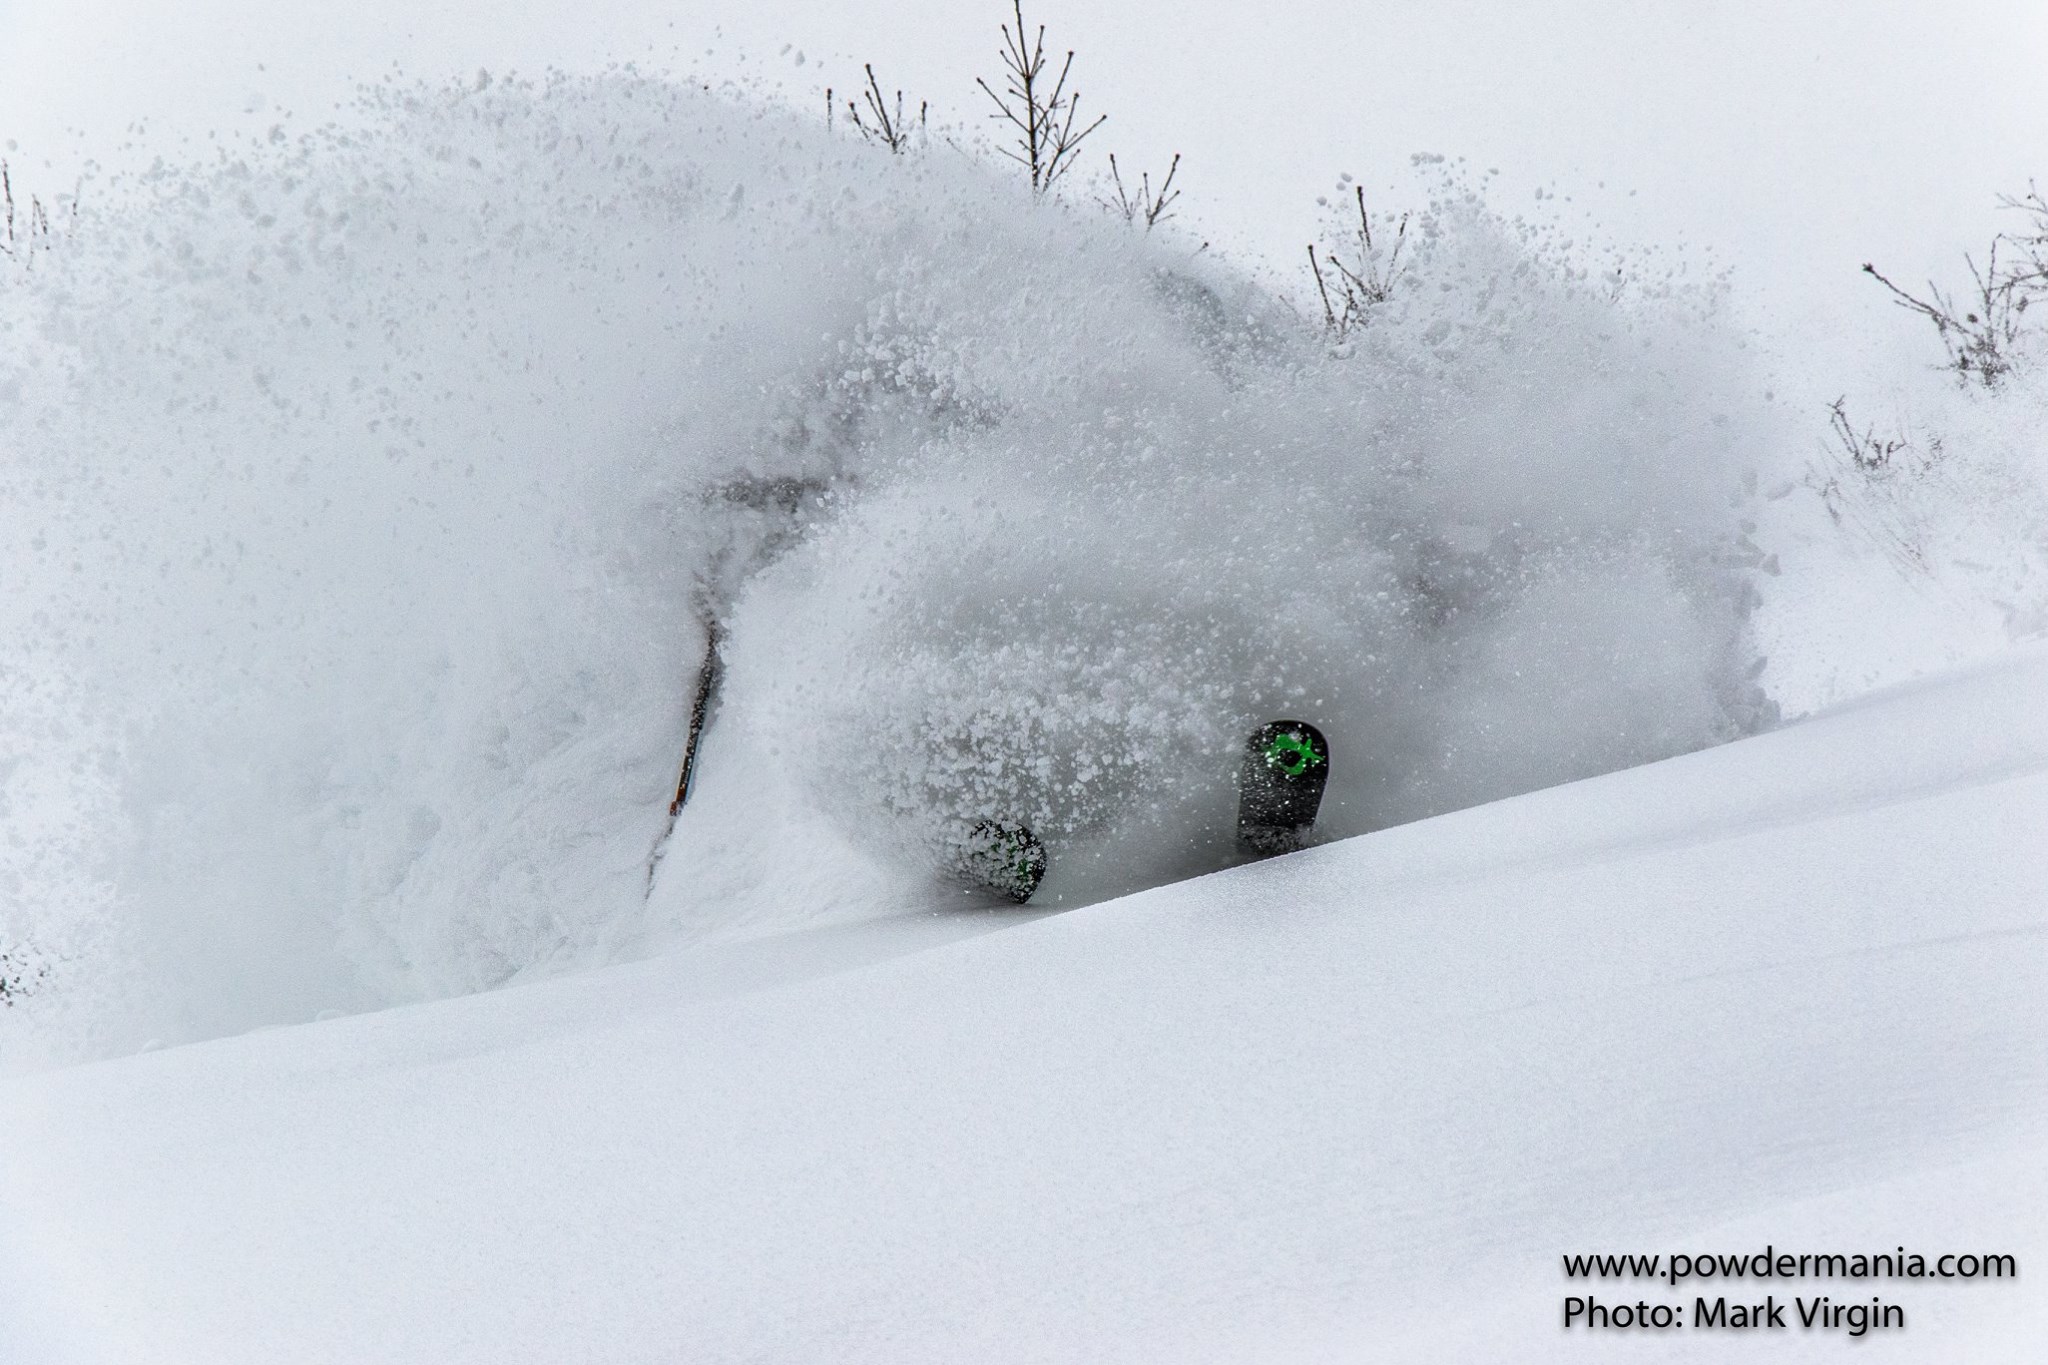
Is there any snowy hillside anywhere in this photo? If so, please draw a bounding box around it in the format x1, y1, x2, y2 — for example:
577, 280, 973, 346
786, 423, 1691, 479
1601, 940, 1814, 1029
3, 22, 2046, 1361
3, 643, 2044, 1363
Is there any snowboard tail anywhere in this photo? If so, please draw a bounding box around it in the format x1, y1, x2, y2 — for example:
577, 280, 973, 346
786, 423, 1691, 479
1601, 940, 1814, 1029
955, 819, 1048, 904
1237, 720, 1329, 855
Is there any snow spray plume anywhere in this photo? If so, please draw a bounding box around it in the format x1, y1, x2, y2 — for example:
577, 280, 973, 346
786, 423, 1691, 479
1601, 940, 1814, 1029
0, 74, 1776, 1063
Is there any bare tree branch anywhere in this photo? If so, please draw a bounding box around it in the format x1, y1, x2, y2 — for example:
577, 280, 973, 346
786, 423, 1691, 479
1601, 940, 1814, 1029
1099, 152, 1180, 229
1309, 184, 1407, 339
976, 0, 1106, 197
1862, 183, 2048, 388
0, 160, 57, 267
845, 63, 924, 154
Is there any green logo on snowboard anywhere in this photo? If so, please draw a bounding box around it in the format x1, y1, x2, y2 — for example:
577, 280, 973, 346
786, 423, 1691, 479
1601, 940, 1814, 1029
1263, 731, 1325, 778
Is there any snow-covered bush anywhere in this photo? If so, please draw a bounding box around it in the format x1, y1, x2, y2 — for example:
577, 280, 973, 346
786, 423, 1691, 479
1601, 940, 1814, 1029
0, 72, 1779, 1062
1802, 378, 2048, 645
1779, 185, 2048, 680
1861, 184, 2048, 392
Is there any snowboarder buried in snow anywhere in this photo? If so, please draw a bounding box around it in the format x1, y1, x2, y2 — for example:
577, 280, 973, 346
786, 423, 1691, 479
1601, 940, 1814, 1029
953, 720, 1331, 904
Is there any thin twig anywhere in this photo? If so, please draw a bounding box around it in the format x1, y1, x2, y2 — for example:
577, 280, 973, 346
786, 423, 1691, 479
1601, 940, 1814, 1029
1309, 244, 1337, 329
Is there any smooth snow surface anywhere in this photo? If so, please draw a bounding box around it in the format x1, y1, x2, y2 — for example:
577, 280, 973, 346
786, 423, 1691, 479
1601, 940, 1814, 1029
3, 644, 2043, 1363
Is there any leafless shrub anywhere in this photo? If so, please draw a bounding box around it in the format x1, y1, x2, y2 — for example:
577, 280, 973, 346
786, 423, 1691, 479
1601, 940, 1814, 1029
1806, 395, 1956, 583
1998, 180, 2048, 287
1099, 152, 1179, 229
976, 0, 1106, 197
1308, 184, 1408, 338
1863, 186, 2048, 389
832, 64, 926, 155
1826, 396, 1911, 473
1, 161, 58, 266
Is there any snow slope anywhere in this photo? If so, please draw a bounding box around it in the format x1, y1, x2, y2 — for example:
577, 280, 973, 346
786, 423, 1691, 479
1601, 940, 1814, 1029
3, 642, 2042, 1364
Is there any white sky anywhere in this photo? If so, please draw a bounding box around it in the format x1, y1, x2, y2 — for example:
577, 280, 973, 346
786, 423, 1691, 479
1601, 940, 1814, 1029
3, 0, 2046, 374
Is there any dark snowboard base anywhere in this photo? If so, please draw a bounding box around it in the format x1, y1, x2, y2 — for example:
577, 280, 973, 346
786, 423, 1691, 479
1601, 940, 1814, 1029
1238, 720, 1329, 855
954, 819, 1048, 904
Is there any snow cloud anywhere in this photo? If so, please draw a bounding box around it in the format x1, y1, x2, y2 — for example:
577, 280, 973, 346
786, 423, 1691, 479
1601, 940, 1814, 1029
0, 74, 1779, 1060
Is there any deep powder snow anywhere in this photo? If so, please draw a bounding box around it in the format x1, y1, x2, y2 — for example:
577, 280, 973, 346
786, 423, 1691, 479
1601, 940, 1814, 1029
1, 73, 1794, 1060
